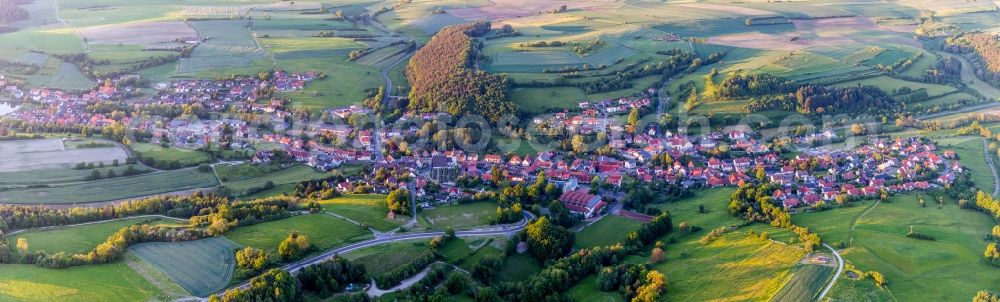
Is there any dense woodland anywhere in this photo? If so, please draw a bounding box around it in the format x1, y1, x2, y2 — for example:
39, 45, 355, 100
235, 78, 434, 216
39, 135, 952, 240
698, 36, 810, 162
944, 32, 1000, 87
406, 22, 517, 122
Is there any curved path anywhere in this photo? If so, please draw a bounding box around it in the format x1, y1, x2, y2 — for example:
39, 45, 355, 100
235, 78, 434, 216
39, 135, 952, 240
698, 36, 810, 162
982, 137, 1000, 196
817, 243, 844, 301
225, 211, 535, 295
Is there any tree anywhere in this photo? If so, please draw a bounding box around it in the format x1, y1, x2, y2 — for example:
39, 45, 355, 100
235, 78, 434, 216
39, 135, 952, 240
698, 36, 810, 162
15, 238, 28, 255
850, 123, 866, 135
627, 107, 640, 133
868, 271, 887, 287
649, 246, 665, 263
974, 290, 1000, 302
571, 135, 589, 153
278, 232, 311, 262
633, 271, 667, 302
524, 216, 574, 262
385, 189, 411, 215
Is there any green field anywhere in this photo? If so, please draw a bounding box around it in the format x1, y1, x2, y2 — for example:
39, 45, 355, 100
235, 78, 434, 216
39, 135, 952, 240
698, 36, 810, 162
225, 214, 371, 255
129, 237, 242, 297
10, 217, 183, 256
129, 143, 212, 166
0, 168, 219, 204
508, 87, 586, 112
496, 252, 542, 283
418, 202, 499, 230
223, 164, 330, 195
796, 194, 1000, 301
832, 75, 957, 97
344, 239, 430, 274
565, 275, 624, 302
573, 215, 643, 249
936, 136, 994, 191
177, 20, 271, 76
0, 263, 166, 302
318, 194, 407, 232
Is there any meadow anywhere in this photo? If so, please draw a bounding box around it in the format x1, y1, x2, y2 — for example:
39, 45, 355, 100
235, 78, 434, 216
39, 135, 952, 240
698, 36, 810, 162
129, 143, 212, 167
418, 201, 498, 230
0, 263, 166, 302
0, 168, 219, 204
222, 164, 330, 196
129, 237, 242, 297
496, 252, 542, 282
344, 239, 430, 274
318, 194, 407, 232
225, 214, 371, 255
768, 264, 836, 302
572, 215, 643, 249
10, 217, 182, 256
795, 193, 1000, 301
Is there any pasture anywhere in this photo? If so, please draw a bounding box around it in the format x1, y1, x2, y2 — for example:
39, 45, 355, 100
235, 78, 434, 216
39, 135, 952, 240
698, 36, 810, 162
566, 275, 624, 302
129, 143, 212, 167
318, 194, 407, 232
795, 194, 1000, 301
225, 214, 371, 255
10, 217, 182, 256
222, 164, 329, 196
935, 136, 993, 191
129, 237, 242, 297
572, 215, 643, 249
0, 139, 128, 172
508, 87, 585, 112
418, 201, 498, 230
0, 168, 219, 204
344, 239, 430, 274
496, 252, 542, 282
0, 263, 166, 302
832, 75, 957, 97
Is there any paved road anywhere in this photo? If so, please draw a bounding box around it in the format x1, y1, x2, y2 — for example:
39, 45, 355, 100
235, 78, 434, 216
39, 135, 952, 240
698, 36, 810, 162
982, 137, 1000, 196
224, 211, 535, 296
817, 243, 844, 301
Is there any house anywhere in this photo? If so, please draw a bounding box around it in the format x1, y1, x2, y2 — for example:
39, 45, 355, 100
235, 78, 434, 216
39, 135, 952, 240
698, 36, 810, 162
429, 155, 458, 183
558, 189, 606, 218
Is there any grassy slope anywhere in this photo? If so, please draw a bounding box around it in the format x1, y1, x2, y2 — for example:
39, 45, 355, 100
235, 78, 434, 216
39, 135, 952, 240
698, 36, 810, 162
573, 215, 643, 249
318, 194, 407, 232
0, 169, 218, 204
225, 214, 371, 255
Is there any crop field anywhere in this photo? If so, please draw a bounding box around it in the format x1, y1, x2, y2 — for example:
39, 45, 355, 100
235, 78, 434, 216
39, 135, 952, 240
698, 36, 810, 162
919, 92, 981, 108
796, 193, 1000, 301
0, 263, 166, 302
486, 50, 585, 73
46, 62, 96, 90
275, 54, 382, 111
129, 237, 241, 297
769, 264, 836, 302
10, 217, 181, 256
223, 164, 329, 195
177, 20, 270, 75
225, 214, 371, 255
318, 194, 407, 232
0, 168, 218, 204
418, 201, 498, 230
129, 143, 212, 166
0, 139, 128, 172
573, 215, 643, 249
0, 164, 150, 185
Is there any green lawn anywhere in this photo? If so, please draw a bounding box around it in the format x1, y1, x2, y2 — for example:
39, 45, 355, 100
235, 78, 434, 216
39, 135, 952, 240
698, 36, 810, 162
573, 215, 643, 249
225, 214, 371, 255
0, 263, 166, 302
129, 237, 241, 297
11, 217, 182, 256
319, 194, 407, 232
418, 202, 498, 230
129, 143, 212, 167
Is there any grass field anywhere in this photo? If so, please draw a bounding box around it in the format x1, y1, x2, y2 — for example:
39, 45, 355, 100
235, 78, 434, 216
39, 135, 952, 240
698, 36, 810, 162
496, 252, 542, 283
0, 168, 219, 204
129, 237, 241, 297
318, 194, 407, 232
0, 165, 150, 185
10, 217, 182, 256
418, 202, 498, 230
566, 275, 624, 302
344, 239, 430, 274
178, 20, 271, 76
0, 138, 129, 172
225, 214, 371, 255
796, 193, 1000, 301
769, 264, 836, 302
129, 143, 212, 166
223, 164, 330, 195
936, 136, 994, 191
0, 263, 166, 302
832, 75, 957, 97
509, 87, 586, 112
573, 215, 643, 249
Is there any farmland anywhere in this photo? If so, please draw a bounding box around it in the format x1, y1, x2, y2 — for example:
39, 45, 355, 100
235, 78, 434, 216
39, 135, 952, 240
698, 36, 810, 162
0, 263, 167, 302
129, 237, 242, 297
129, 143, 212, 167
0, 168, 218, 204
222, 164, 330, 196
0, 139, 128, 172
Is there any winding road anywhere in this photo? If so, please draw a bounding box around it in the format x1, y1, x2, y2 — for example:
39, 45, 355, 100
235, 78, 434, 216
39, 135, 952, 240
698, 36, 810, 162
982, 137, 1000, 196
817, 243, 844, 301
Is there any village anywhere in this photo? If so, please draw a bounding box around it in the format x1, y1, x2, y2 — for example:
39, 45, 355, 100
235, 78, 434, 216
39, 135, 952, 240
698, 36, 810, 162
0, 72, 964, 220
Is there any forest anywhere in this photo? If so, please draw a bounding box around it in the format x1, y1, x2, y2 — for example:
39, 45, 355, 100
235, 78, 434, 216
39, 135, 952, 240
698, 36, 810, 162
406, 22, 517, 122
944, 32, 1000, 87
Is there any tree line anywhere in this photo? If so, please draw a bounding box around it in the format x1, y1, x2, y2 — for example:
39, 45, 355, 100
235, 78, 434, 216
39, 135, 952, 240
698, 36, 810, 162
944, 32, 1000, 88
